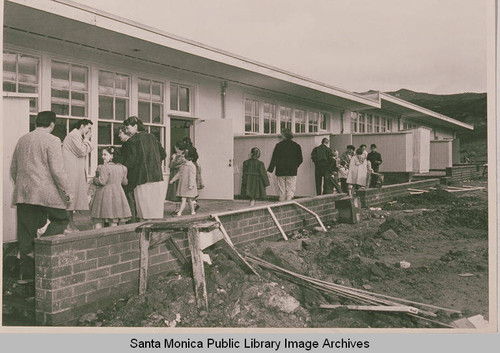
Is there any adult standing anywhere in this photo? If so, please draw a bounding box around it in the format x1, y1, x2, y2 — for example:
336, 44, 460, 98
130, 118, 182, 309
62, 118, 93, 231
115, 126, 136, 222
340, 145, 356, 166
311, 137, 333, 195
267, 128, 303, 201
367, 144, 383, 188
122, 116, 167, 220
347, 148, 372, 195
11, 111, 72, 281
367, 144, 383, 173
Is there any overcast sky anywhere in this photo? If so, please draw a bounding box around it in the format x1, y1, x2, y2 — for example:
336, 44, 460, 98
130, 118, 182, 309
73, 0, 488, 95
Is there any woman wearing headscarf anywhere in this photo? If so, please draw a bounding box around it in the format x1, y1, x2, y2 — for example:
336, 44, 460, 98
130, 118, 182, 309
347, 147, 373, 196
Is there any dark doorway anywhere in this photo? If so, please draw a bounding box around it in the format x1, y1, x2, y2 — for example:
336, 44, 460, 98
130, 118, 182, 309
170, 118, 192, 152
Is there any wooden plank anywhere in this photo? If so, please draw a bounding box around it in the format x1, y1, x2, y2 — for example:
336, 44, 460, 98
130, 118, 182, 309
267, 206, 288, 241
408, 188, 428, 192
164, 236, 190, 268
218, 240, 260, 277
139, 229, 150, 295
198, 229, 225, 250
410, 192, 425, 195
187, 227, 208, 310
292, 202, 327, 232
320, 304, 420, 314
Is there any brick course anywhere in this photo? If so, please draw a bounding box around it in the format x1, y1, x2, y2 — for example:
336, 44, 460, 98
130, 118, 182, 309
33, 193, 344, 326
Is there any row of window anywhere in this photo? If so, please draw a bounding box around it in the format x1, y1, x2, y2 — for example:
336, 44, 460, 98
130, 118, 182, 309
351, 113, 393, 133
3, 51, 193, 149
244, 98, 328, 135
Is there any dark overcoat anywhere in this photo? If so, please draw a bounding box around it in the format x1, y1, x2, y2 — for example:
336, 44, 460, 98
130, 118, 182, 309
267, 139, 303, 176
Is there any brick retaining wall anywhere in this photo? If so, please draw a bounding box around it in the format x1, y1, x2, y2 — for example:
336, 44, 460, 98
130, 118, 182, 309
33, 194, 343, 326
355, 179, 441, 207
444, 164, 485, 184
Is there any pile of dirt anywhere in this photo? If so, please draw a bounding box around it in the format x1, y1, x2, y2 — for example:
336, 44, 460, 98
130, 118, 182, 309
75, 184, 488, 329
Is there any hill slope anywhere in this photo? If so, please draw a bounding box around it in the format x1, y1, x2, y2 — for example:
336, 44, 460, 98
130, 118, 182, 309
386, 89, 487, 162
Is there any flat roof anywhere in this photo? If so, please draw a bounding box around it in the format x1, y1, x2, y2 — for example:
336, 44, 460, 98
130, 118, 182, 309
4, 0, 380, 111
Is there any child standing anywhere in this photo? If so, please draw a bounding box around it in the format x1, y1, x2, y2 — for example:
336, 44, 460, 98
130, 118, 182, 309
169, 151, 198, 216
91, 147, 132, 228
338, 160, 349, 194
241, 147, 270, 206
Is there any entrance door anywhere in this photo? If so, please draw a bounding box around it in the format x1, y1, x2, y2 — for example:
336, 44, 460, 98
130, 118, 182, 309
170, 118, 192, 152
195, 119, 233, 200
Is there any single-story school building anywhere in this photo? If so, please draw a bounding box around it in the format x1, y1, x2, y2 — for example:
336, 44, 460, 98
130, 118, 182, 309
2, 0, 473, 243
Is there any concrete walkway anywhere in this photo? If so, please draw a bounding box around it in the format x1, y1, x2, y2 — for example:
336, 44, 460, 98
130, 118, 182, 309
74, 199, 276, 231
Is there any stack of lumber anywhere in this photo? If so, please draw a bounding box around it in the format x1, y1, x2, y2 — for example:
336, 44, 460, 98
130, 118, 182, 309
245, 254, 461, 328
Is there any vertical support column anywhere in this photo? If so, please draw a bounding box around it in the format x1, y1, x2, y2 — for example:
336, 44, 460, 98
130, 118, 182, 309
187, 227, 208, 310
139, 228, 150, 295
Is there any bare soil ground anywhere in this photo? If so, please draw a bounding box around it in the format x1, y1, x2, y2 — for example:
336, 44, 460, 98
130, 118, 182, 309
75, 180, 488, 328
2, 180, 489, 328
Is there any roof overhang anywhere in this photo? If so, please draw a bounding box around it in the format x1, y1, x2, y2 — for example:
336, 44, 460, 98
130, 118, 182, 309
360, 92, 473, 131
4, 0, 380, 112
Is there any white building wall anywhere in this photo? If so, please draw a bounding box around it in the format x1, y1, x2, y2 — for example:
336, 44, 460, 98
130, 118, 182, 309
430, 140, 453, 169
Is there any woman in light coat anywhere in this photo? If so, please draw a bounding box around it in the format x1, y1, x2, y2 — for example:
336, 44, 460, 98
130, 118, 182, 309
347, 148, 372, 196
62, 119, 93, 231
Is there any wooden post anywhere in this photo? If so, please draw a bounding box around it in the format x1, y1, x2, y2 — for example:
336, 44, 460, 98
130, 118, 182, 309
187, 227, 208, 310
139, 228, 151, 295
267, 206, 288, 240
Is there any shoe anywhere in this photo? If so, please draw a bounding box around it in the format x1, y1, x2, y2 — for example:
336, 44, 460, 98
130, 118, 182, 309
174, 213, 182, 217
170, 211, 179, 216
195, 204, 200, 211
191, 212, 196, 216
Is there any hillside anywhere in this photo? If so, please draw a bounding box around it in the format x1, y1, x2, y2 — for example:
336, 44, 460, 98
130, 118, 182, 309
386, 89, 487, 163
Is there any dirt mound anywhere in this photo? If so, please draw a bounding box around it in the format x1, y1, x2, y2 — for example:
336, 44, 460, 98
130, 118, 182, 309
383, 189, 459, 210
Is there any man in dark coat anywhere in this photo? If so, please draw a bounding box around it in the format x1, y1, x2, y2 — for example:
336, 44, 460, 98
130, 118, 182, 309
367, 144, 383, 173
267, 129, 303, 201
367, 144, 383, 188
311, 137, 333, 195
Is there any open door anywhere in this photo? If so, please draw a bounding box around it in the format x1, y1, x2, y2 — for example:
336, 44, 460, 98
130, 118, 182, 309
194, 119, 233, 200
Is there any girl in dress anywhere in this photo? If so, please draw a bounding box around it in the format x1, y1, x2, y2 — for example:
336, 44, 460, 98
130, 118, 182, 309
169, 150, 198, 216
91, 147, 132, 228
165, 141, 186, 215
241, 147, 269, 206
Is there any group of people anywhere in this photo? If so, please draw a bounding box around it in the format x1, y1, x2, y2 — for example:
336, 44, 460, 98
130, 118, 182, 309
240, 129, 384, 204
340, 143, 383, 195
10, 112, 169, 280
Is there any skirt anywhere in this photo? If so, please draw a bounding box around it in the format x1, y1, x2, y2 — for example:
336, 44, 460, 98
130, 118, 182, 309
134, 181, 165, 219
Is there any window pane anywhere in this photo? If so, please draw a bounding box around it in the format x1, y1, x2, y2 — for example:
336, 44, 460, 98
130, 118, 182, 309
98, 122, 112, 145
179, 87, 189, 112
170, 84, 178, 110
51, 61, 70, 89
29, 98, 38, 113
150, 126, 162, 145
138, 101, 151, 123
3, 81, 16, 92
51, 89, 70, 115
264, 120, 270, 134
99, 70, 114, 94
53, 118, 67, 141
115, 74, 129, 97
19, 84, 37, 94
71, 65, 87, 91
245, 116, 252, 132
245, 99, 252, 114
138, 78, 151, 100
152, 103, 162, 124
99, 96, 113, 120
29, 115, 36, 132
152, 81, 163, 102
18, 55, 38, 84
3, 52, 17, 75
115, 98, 128, 121
71, 92, 87, 117
113, 124, 123, 146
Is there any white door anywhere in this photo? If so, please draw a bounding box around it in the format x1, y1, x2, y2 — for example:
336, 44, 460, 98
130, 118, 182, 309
3, 97, 30, 242
195, 119, 233, 200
